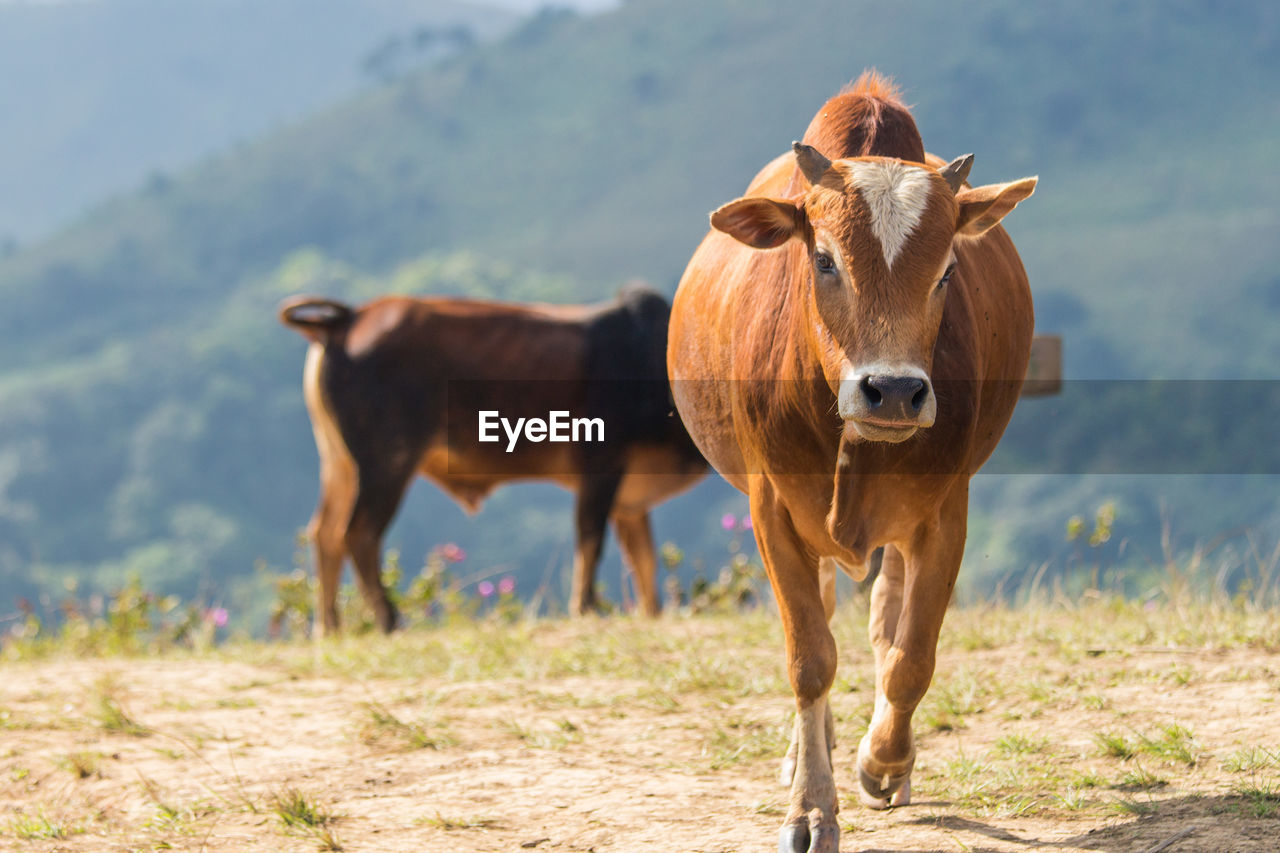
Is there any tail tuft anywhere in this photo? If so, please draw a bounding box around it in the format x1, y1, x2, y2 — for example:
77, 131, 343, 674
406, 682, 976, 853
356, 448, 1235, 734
279, 296, 355, 344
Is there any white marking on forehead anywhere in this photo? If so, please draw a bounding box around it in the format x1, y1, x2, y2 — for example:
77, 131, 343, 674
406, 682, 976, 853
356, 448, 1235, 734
844, 160, 933, 269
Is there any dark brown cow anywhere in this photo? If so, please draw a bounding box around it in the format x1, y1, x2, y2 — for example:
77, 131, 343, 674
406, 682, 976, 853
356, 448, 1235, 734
668, 73, 1037, 851
281, 284, 705, 635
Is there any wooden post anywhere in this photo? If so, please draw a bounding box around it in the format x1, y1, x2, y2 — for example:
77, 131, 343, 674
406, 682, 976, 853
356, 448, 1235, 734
1021, 334, 1062, 397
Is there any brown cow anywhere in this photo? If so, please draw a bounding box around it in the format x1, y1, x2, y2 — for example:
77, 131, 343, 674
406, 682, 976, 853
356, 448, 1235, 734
668, 72, 1037, 851
281, 284, 705, 635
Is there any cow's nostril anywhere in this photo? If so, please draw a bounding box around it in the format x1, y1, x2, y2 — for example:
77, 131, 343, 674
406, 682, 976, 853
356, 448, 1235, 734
910, 383, 928, 412
859, 376, 882, 407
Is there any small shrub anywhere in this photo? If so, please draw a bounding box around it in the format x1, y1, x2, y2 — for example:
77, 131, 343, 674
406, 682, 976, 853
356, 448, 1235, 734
1, 573, 228, 658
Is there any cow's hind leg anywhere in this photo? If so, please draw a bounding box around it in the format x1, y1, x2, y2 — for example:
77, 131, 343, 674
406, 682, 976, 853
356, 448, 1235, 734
570, 471, 622, 616
857, 490, 968, 809
343, 466, 412, 634
308, 486, 352, 638
780, 556, 837, 787
612, 511, 660, 617
304, 376, 358, 639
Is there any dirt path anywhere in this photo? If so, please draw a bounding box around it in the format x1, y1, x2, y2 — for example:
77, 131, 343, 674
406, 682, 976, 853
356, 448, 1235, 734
1, 615, 1278, 851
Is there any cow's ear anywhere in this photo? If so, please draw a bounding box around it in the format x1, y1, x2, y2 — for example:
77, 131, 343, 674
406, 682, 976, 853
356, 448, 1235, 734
710, 197, 805, 249
955, 177, 1037, 236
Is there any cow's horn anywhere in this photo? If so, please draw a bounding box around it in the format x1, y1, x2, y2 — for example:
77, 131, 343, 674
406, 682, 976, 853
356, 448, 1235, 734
793, 142, 833, 186
939, 153, 974, 193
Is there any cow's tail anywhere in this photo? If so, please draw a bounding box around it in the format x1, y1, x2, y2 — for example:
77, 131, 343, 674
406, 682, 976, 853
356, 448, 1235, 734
278, 296, 355, 345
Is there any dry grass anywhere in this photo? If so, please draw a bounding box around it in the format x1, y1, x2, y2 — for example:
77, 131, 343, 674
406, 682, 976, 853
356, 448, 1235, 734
0, 597, 1276, 850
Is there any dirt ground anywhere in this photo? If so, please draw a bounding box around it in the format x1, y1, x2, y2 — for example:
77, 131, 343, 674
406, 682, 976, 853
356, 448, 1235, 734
1, 618, 1278, 852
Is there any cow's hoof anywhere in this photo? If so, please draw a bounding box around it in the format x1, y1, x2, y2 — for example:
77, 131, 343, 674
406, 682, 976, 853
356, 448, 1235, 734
856, 733, 912, 808
857, 775, 910, 809
376, 604, 400, 635
778, 817, 839, 852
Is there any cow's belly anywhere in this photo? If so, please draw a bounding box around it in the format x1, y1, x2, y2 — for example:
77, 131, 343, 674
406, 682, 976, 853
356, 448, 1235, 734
669, 382, 748, 493
418, 444, 580, 513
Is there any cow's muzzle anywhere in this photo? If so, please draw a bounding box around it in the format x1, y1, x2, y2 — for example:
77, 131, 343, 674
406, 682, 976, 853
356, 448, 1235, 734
838, 367, 936, 443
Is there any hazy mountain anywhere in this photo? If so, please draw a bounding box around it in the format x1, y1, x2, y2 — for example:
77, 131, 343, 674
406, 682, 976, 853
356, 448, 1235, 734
0, 0, 519, 244
0, 0, 1276, 617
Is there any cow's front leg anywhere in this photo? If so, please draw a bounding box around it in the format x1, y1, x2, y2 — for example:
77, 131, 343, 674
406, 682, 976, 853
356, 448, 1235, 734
751, 481, 839, 853
780, 557, 837, 787
857, 490, 967, 809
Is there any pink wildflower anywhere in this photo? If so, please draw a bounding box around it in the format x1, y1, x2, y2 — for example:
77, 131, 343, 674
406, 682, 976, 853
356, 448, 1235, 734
207, 607, 229, 628
740, 514, 752, 531
721, 513, 736, 531
439, 543, 467, 563
478, 581, 495, 598
498, 576, 516, 596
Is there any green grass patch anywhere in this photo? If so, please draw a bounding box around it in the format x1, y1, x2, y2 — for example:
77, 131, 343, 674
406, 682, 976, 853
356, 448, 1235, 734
993, 732, 1050, 756
4, 809, 85, 840
1229, 780, 1280, 818
1136, 723, 1198, 767
57, 750, 105, 779
701, 714, 789, 769
503, 717, 583, 750
1054, 786, 1090, 811
918, 668, 990, 732
1115, 764, 1167, 790
1095, 730, 1136, 759
358, 700, 457, 751
90, 678, 152, 737
268, 786, 340, 830
1222, 746, 1280, 773
1109, 797, 1158, 817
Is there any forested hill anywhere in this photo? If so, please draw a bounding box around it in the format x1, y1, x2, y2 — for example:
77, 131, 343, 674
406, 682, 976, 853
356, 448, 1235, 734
0, 0, 1277, 614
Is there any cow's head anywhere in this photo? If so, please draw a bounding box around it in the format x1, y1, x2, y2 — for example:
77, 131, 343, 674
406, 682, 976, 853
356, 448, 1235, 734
710, 145, 1036, 443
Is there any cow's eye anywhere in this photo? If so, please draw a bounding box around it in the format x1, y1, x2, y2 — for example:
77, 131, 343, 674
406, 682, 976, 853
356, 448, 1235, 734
937, 263, 956, 290
814, 252, 836, 275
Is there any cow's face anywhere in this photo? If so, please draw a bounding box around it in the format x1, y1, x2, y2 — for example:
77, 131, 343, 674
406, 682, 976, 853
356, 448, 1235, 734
711, 147, 1035, 443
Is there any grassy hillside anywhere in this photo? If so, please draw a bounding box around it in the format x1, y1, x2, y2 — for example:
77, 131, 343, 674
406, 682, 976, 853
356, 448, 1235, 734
0, 0, 1277, 606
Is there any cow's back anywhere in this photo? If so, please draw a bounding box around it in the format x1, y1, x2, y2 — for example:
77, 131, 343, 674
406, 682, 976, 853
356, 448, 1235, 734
312, 289, 701, 509
596, 285, 708, 513
587, 285, 687, 444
